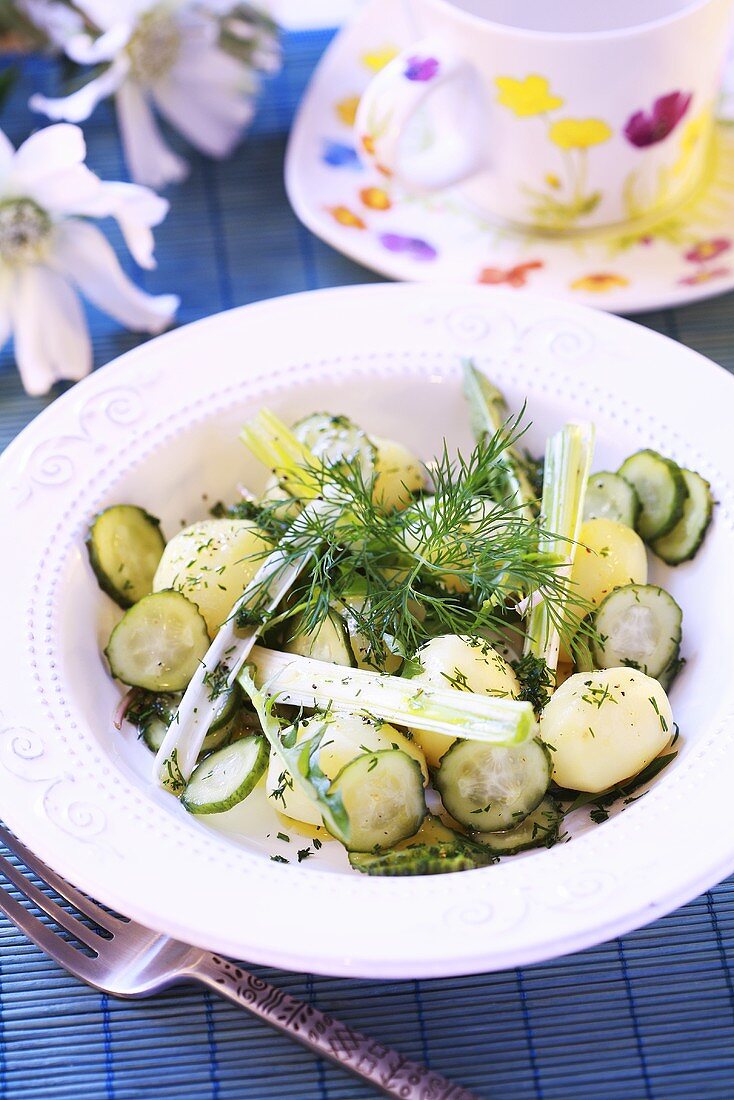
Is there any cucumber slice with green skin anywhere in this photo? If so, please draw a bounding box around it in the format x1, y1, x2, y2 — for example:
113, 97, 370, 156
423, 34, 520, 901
122, 686, 234, 756
651, 469, 714, 565
472, 796, 562, 855
105, 591, 210, 692
349, 840, 496, 876
591, 583, 682, 682
434, 737, 551, 832
284, 610, 356, 666
349, 814, 495, 874
292, 412, 377, 474
328, 749, 426, 852
181, 736, 269, 814
208, 681, 243, 733
87, 505, 165, 608
618, 450, 688, 541
583, 472, 640, 527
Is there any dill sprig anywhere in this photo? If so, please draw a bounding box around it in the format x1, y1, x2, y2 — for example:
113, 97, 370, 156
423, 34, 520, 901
236, 410, 592, 670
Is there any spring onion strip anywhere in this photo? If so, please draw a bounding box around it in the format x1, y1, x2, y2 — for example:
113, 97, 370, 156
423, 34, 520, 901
152, 500, 329, 789
523, 421, 595, 677
241, 646, 538, 746
462, 360, 537, 523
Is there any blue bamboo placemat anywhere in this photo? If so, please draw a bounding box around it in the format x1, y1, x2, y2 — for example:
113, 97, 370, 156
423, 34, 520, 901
1, 29, 733, 1100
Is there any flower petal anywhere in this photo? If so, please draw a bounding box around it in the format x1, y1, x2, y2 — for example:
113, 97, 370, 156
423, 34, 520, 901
11, 122, 86, 186
53, 220, 179, 333
54, 175, 169, 268
0, 128, 16, 174
71, 0, 141, 30
115, 82, 189, 189
10, 265, 91, 395
65, 23, 133, 64
152, 68, 252, 158
30, 58, 128, 123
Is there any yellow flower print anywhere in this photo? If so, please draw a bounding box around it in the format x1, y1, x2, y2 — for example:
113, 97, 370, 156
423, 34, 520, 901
673, 110, 712, 177
545, 173, 561, 189
495, 75, 564, 117
550, 118, 612, 150
571, 273, 630, 293
335, 95, 360, 127
361, 46, 398, 72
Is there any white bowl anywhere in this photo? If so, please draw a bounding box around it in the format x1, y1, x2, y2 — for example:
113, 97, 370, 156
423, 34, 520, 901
1, 283, 732, 978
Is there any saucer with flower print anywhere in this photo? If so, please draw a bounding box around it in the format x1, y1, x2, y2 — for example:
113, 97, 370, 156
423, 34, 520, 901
285, 0, 734, 313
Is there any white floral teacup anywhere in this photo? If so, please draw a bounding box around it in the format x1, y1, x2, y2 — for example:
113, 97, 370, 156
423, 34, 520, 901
355, 0, 734, 233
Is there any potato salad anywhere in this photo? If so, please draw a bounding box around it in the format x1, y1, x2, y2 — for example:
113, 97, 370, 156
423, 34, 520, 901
88, 363, 712, 875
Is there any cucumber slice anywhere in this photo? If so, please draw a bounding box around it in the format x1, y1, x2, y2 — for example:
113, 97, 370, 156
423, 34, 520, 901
591, 583, 682, 683
434, 737, 550, 832
328, 749, 426, 852
208, 681, 243, 733
583, 472, 640, 527
105, 591, 210, 692
292, 412, 377, 474
284, 610, 356, 666
618, 450, 688, 541
472, 796, 562, 855
348, 814, 495, 875
87, 505, 165, 608
651, 469, 714, 565
182, 736, 269, 814
127, 688, 239, 755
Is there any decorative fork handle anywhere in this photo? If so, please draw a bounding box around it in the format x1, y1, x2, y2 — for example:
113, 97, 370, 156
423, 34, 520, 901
190, 954, 478, 1099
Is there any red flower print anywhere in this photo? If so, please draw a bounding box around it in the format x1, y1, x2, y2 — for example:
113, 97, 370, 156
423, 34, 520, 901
684, 238, 731, 264
679, 266, 730, 286
624, 91, 692, 147
478, 260, 544, 287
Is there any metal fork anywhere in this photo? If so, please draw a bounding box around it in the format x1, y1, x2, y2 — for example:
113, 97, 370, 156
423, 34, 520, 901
0, 824, 477, 1100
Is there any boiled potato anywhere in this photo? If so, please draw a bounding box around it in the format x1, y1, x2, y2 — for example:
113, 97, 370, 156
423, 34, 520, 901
371, 436, 426, 512
409, 634, 521, 766
539, 667, 672, 792
266, 712, 428, 826
153, 518, 272, 635
571, 518, 647, 610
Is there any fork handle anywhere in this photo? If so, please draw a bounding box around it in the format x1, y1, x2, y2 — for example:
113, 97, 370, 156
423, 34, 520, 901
190, 953, 478, 1099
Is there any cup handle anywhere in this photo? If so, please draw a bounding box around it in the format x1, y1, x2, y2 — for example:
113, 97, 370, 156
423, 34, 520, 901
354, 37, 487, 191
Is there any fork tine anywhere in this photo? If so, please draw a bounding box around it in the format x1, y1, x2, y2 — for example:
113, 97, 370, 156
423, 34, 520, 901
0, 849, 109, 952
0, 824, 120, 933
0, 881, 101, 984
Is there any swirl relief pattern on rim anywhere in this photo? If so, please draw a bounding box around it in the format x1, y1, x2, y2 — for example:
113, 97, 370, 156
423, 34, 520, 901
12, 385, 146, 506
0, 718, 117, 858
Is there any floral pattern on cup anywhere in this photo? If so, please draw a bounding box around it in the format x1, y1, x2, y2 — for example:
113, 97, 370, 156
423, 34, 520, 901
361, 46, 398, 72
328, 206, 367, 229
478, 260, 543, 287
495, 74, 612, 231
379, 232, 437, 260
360, 186, 391, 210
624, 92, 692, 148
404, 56, 440, 82
679, 236, 731, 284
322, 140, 362, 169
570, 273, 630, 293
335, 95, 360, 126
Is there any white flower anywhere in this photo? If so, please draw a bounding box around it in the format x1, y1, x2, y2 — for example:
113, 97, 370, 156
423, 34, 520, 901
0, 122, 178, 395
29, 1, 280, 189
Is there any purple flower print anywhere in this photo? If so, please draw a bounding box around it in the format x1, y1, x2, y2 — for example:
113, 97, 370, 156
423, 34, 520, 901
404, 55, 440, 82
624, 91, 692, 147
379, 232, 438, 261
